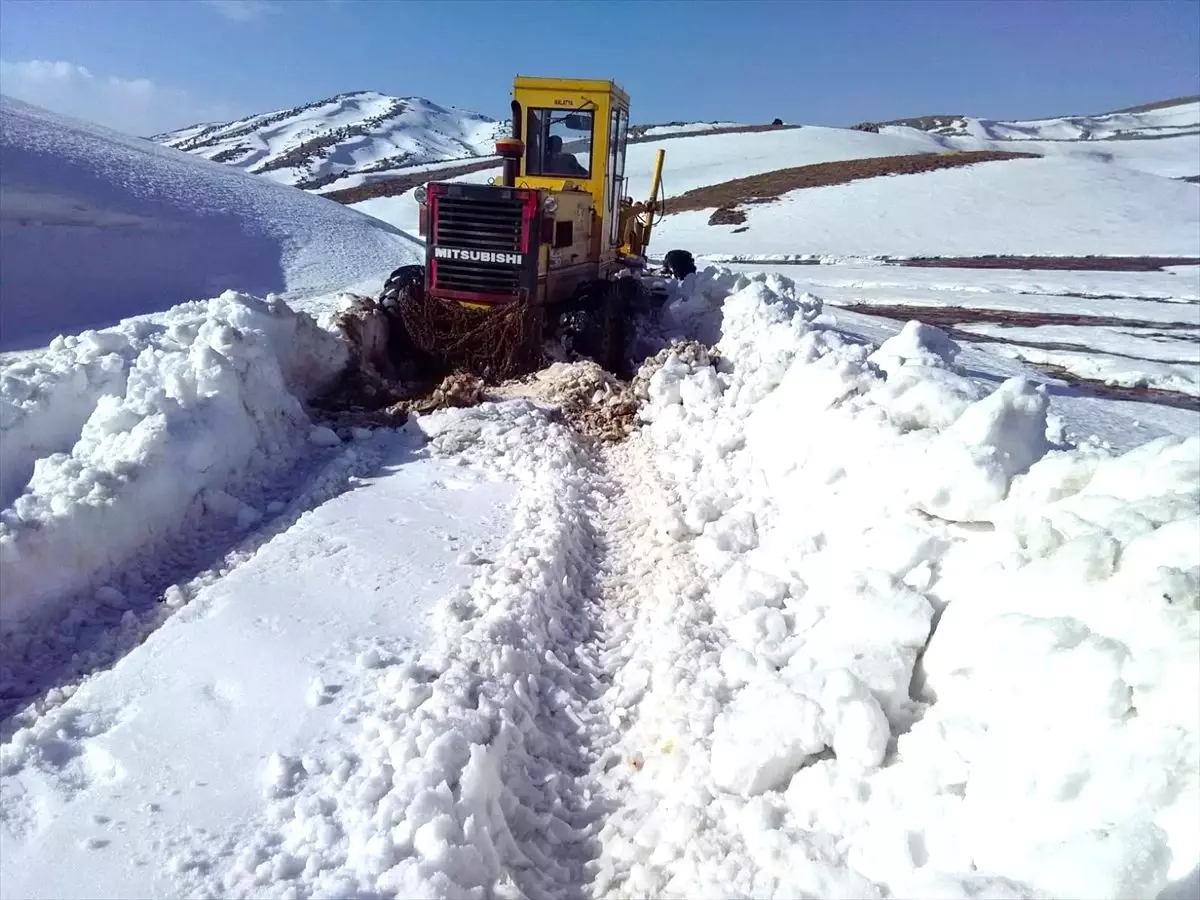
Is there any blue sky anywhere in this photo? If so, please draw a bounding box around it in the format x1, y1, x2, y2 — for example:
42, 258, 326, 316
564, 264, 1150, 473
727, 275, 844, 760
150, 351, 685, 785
1, 0, 1197, 135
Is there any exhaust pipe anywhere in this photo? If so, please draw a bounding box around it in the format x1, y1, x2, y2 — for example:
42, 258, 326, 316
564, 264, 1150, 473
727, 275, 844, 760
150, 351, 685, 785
497, 99, 524, 188
496, 138, 524, 188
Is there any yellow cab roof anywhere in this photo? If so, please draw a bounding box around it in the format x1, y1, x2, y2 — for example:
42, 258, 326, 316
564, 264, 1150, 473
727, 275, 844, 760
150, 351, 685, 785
513, 75, 630, 106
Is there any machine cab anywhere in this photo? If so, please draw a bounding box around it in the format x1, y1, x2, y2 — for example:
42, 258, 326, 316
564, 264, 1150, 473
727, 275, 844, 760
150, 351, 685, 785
509, 76, 631, 263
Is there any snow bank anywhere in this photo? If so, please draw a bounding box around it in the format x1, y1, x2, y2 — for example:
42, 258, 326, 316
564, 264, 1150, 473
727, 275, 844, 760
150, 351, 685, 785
595, 267, 1199, 899
0, 291, 348, 628
0, 95, 417, 351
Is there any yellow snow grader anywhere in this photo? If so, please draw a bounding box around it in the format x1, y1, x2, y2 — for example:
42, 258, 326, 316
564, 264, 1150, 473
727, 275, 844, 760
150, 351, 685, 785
346, 75, 693, 384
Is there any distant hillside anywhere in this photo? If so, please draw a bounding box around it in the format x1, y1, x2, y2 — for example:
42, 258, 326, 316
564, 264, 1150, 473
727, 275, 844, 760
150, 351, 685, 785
870, 95, 1200, 142
154, 91, 503, 191
1107, 94, 1200, 115
157, 91, 1199, 221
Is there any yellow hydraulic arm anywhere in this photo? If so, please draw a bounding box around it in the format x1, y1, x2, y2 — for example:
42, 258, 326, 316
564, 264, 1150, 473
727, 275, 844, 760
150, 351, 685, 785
641, 148, 666, 248
620, 148, 666, 260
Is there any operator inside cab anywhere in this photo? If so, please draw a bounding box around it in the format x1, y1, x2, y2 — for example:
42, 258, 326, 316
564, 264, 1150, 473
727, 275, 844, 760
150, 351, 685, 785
545, 134, 588, 177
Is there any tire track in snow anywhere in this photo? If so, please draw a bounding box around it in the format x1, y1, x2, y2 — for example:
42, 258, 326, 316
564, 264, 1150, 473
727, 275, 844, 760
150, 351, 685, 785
587, 428, 867, 900
588, 430, 731, 898
165, 401, 645, 900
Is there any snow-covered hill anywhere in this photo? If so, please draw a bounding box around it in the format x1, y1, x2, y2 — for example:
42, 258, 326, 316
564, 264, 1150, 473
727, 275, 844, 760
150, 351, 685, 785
155, 91, 503, 191
872, 98, 1200, 181
880, 95, 1199, 142
0, 95, 420, 351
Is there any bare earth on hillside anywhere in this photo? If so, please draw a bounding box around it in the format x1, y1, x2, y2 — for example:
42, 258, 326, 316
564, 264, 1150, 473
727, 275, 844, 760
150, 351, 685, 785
321, 122, 816, 206
1108, 94, 1200, 114
833, 303, 1198, 332
665, 150, 1041, 225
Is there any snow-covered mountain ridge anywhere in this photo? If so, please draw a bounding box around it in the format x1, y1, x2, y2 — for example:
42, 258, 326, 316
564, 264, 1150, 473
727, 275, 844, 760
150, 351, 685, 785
154, 90, 504, 191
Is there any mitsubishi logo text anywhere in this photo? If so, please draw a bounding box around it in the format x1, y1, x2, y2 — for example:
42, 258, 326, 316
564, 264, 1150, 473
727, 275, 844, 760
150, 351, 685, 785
434, 247, 522, 265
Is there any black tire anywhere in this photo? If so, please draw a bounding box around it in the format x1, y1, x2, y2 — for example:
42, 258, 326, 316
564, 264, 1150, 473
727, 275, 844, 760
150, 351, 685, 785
599, 281, 629, 376
663, 249, 696, 280
379, 264, 424, 310
616, 275, 650, 315
377, 264, 430, 379
553, 279, 626, 374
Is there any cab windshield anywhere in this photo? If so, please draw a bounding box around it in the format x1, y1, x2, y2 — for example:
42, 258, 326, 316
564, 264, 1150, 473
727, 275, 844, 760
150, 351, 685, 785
526, 108, 593, 178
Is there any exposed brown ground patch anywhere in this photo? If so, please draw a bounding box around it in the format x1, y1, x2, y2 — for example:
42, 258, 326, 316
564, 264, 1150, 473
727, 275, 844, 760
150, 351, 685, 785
1096, 128, 1200, 141
491, 361, 640, 442
833, 302, 1197, 332
892, 256, 1200, 271
322, 158, 501, 205
663, 151, 1041, 226
322, 124, 815, 206
1028, 364, 1199, 412
835, 302, 1200, 411
210, 144, 251, 164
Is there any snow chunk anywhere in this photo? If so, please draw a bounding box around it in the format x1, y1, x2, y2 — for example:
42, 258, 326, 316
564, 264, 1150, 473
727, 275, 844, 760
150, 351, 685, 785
912, 376, 1051, 521
309, 426, 342, 447
868, 320, 961, 374
711, 678, 827, 795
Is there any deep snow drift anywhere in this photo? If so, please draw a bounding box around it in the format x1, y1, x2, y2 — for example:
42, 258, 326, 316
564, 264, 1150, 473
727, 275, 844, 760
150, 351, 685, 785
0, 95, 419, 351
1, 266, 1196, 900
709, 260, 1200, 412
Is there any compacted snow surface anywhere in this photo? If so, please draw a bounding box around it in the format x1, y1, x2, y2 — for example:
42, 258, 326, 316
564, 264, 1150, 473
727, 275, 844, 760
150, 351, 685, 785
1, 265, 1197, 900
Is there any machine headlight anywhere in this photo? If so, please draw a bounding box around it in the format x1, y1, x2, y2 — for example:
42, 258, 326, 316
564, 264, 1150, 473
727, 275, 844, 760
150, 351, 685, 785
542, 195, 558, 215
414, 184, 428, 204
